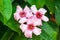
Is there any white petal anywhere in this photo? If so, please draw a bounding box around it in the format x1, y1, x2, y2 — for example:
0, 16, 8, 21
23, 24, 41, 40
14, 13, 20, 21
24, 30, 32, 38
20, 24, 27, 32
24, 5, 30, 13
33, 27, 41, 35
24, 6, 33, 18
41, 15, 49, 22
27, 19, 34, 24
39, 8, 47, 14
31, 5, 37, 14
34, 19, 42, 26
26, 12, 33, 18
19, 17, 27, 24
16, 5, 22, 13
27, 16, 36, 24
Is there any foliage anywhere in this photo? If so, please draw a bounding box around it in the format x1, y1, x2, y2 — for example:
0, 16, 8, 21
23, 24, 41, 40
0, 0, 59, 40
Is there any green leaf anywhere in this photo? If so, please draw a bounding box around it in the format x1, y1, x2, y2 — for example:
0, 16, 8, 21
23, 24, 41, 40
0, 0, 12, 23
0, 21, 8, 39
19, 33, 27, 40
48, 21, 59, 31
41, 22, 57, 40
25, 0, 46, 8
10, 0, 14, 2
25, 0, 35, 5
55, 0, 60, 25
29, 34, 40, 40
36, 0, 46, 8
0, 3, 20, 34
10, 32, 20, 40
45, 0, 55, 13
0, 12, 20, 34
11, 32, 27, 40
1, 29, 14, 40
0, 0, 3, 13
40, 30, 52, 40
0, 13, 4, 22
5, 16, 21, 33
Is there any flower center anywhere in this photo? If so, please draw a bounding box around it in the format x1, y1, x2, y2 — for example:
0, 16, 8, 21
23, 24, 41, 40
28, 24, 34, 30
36, 12, 42, 18
19, 11, 26, 18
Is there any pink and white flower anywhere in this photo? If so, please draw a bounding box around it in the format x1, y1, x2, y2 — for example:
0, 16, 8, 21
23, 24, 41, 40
31, 5, 49, 22
27, 16, 42, 26
14, 5, 33, 23
14, 5, 49, 38
20, 23, 41, 38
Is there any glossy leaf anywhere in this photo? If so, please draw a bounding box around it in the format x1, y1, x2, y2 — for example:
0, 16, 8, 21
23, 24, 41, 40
25, 0, 46, 8
6, 16, 21, 33
0, 13, 20, 34
40, 30, 54, 40
0, 21, 8, 39
1, 29, 14, 40
45, 0, 55, 13
41, 22, 57, 40
11, 32, 28, 40
0, 3, 20, 33
0, 0, 3, 14
0, 0, 12, 23
55, 0, 60, 25
0, 13, 3, 22
10, 32, 20, 40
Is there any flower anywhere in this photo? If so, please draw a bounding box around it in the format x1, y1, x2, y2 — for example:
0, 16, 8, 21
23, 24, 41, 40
20, 23, 41, 38
14, 5, 33, 23
31, 5, 49, 22
27, 16, 42, 26
14, 5, 49, 38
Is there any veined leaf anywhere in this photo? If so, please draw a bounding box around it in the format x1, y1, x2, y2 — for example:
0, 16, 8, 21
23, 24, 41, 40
11, 32, 27, 40
5, 16, 21, 33
0, 3, 20, 34
45, 0, 55, 13
10, 32, 20, 40
41, 22, 57, 40
0, 0, 12, 23
1, 29, 14, 40
25, 0, 46, 8
0, 13, 3, 22
55, 0, 60, 25
0, 0, 3, 14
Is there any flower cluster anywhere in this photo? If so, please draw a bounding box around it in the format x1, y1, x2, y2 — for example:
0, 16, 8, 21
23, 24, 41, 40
14, 5, 49, 38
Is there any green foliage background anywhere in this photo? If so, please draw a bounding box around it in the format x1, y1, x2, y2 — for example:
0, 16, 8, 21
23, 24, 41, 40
0, 0, 59, 40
